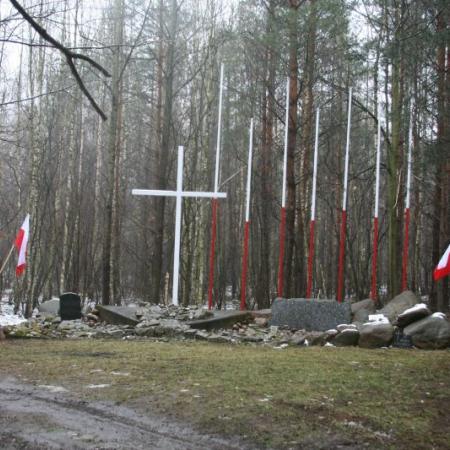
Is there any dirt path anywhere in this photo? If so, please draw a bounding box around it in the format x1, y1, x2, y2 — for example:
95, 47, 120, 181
0, 378, 247, 450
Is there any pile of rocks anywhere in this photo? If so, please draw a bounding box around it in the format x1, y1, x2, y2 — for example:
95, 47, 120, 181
2, 291, 450, 350
327, 291, 450, 349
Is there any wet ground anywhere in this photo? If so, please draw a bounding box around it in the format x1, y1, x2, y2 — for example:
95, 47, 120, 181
0, 378, 246, 450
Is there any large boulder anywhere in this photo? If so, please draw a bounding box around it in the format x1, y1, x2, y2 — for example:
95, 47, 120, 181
379, 290, 419, 323
358, 321, 394, 348
271, 298, 352, 331
395, 303, 431, 328
351, 299, 376, 325
333, 328, 360, 346
38, 298, 60, 317
403, 314, 450, 349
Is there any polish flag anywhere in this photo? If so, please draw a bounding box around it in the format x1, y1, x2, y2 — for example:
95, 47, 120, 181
15, 214, 30, 276
434, 243, 450, 281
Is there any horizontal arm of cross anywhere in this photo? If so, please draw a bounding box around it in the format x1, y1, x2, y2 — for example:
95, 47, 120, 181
183, 191, 227, 198
132, 189, 226, 199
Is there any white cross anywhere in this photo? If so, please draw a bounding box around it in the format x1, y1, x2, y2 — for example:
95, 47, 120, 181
132, 146, 227, 306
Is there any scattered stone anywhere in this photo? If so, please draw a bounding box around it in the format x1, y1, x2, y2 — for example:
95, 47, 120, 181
333, 329, 360, 347
183, 329, 197, 339
207, 334, 232, 344
195, 330, 210, 340
271, 298, 352, 331
86, 313, 99, 322
403, 315, 450, 349
358, 322, 394, 348
254, 317, 269, 327
337, 324, 357, 332
378, 290, 419, 323
325, 329, 339, 338
395, 303, 431, 328
241, 335, 263, 343
305, 331, 329, 346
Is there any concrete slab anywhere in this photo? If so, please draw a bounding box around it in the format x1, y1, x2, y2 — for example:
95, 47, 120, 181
271, 298, 352, 331
187, 310, 252, 331
97, 305, 139, 326
250, 309, 271, 319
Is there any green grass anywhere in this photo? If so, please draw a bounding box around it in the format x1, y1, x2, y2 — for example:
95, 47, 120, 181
1, 339, 449, 449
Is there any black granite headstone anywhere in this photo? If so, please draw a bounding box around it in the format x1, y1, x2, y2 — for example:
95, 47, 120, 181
59, 292, 82, 320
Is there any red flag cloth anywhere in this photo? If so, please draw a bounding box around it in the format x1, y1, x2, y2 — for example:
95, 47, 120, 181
15, 214, 30, 276
434, 243, 450, 281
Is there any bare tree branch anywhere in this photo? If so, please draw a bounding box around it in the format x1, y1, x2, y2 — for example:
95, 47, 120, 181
9, 0, 111, 121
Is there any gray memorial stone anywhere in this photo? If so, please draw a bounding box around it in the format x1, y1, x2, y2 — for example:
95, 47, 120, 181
270, 298, 352, 331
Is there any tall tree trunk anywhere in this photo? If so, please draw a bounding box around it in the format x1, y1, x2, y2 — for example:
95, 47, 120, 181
387, 2, 404, 298
102, 0, 124, 305
151, 0, 178, 303
431, 5, 449, 312
255, 0, 275, 308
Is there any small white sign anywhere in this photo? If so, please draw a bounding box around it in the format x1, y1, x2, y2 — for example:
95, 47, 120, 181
368, 314, 388, 323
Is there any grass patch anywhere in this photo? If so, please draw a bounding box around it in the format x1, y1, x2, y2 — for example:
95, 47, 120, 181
1, 339, 449, 449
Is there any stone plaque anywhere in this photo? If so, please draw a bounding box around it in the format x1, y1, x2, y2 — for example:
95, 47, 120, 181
271, 298, 352, 331
392, 328, 413, 349
59, 292, 82, 321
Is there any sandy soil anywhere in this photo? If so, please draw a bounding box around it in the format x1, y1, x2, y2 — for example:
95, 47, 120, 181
0, 378, 247, 450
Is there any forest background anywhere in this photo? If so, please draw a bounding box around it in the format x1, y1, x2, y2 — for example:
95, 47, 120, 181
0, 0, 448, 316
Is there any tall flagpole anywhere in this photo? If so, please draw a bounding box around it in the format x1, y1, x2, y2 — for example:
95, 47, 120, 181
208, 63, 224, 310
240, 119, 254, 310
370, 102, 382, 300
337, 87, 352, 303
277, 77, 290, 298
306, 108, 320, 299
402, 110, 413, 291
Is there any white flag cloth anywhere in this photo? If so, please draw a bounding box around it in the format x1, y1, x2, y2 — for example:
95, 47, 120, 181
15, 214, 30, 276
434, 243, 450, 281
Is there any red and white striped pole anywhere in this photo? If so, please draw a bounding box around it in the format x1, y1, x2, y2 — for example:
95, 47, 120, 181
208, 63, 224, 310
337, 87, 352, 303
277, 77, 290, 298
240, 119, 254, 311
306, 108, 320, 299
370, 103, 382, 301
401, 112, 413, 291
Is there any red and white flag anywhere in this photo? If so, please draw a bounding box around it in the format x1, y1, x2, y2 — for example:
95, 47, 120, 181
434, 243, 450, 281
15, 214, 30, 276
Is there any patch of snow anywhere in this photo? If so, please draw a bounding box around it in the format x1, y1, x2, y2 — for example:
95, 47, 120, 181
273, 343, 289, 350
38, 385, 68, 393
398, 303, 428, 317
85, 384, 111, 389
364, 314, 390, 325
0, 301, 27, 326
324, 342, 335, 347
432, 312, 446, 320
368, 314, 389, 322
